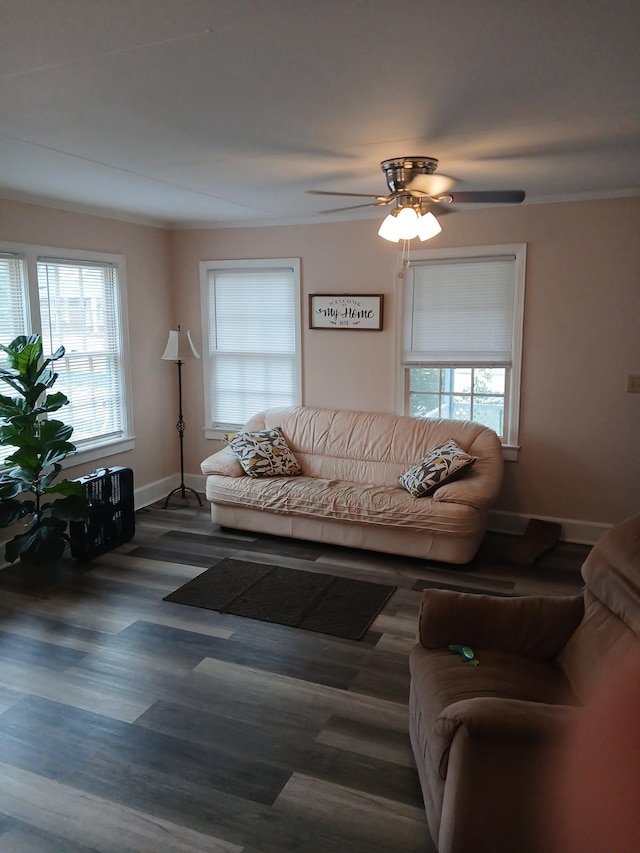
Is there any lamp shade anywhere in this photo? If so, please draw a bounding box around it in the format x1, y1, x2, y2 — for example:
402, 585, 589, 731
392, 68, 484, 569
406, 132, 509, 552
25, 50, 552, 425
162, 329, 200, 361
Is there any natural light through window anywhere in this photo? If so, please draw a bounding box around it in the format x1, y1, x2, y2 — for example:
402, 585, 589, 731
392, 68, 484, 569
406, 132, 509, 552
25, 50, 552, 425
408, 367, 507, 437
400, 244, 526, 456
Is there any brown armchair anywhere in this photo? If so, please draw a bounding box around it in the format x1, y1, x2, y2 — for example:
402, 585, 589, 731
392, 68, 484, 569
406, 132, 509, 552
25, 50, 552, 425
409, 514, 640, 853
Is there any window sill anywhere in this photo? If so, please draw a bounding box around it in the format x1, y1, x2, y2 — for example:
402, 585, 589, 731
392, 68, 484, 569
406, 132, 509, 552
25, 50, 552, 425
204, 426, 241, 441
61, 436, 136, 469
502, 444, 519, 462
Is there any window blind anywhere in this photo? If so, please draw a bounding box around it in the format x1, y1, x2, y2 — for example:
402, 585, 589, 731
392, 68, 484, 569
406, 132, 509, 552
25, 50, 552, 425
207, 267, 298, 427
404, 255, 516, 365
0, 253, 28, 348
0, 254, 29, 463
37, 258, 126, 447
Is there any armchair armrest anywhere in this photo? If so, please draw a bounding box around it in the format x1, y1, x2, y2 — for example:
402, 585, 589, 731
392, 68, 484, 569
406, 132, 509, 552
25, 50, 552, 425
200, 446, 244, 478
437, 696, 578, 744
434, 697, 579, 852
418, 588, 584, 659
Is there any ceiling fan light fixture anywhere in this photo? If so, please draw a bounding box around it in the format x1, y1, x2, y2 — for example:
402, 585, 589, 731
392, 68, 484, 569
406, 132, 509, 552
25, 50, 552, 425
378, 204, 441, 243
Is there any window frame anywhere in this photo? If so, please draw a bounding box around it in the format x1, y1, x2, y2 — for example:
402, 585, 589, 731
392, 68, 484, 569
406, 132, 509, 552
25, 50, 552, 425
0, 241, 135, 467
396, 243, 526, 460
199, 258, 302, 439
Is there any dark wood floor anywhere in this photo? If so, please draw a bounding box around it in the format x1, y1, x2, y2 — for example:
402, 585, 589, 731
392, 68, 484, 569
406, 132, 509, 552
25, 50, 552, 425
0, 501, 590, 852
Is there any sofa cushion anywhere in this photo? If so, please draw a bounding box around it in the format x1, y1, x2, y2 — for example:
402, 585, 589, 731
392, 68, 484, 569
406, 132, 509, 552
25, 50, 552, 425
205, 474, 482, 534
224, 427, 302, 478
399, 438, 477, 497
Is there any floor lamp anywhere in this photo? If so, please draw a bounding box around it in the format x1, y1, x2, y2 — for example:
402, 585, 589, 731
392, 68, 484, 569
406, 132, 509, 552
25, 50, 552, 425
162, 326, 203, 508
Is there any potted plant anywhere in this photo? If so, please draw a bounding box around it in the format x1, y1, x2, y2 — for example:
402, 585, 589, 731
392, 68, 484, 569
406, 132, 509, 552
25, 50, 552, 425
0, 334, 88, 568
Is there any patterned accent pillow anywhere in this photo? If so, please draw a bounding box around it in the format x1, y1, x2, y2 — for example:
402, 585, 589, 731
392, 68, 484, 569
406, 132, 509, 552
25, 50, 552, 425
224, 427, 302, 478
398, 438, 477, 497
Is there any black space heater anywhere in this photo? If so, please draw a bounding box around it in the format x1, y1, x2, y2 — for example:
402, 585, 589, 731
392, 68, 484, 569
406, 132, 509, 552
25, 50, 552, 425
69, 466, 135, 560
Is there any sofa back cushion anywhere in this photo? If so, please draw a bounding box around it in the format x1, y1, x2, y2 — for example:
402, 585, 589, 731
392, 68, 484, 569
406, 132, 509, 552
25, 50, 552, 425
242, 405, 501, 494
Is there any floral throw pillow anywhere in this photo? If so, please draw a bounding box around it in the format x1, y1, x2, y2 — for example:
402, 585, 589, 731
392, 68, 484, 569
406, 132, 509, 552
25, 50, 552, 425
398, 438, 477, 497
224, 427, 302, 478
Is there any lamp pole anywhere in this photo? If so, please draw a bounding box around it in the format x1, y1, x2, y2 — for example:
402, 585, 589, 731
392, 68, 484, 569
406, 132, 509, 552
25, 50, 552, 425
162, 327, 203, 508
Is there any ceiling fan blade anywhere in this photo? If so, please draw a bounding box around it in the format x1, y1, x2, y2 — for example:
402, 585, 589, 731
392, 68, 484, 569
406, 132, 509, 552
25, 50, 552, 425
405, 172, 456, 196
306, 190, 389, 200
422, 201, 455, 217
318, 200, 391, 214
440, 190, 526, 204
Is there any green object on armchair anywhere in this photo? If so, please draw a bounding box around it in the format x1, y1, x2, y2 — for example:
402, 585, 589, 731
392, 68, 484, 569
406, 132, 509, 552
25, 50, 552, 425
448, 644, 480, 665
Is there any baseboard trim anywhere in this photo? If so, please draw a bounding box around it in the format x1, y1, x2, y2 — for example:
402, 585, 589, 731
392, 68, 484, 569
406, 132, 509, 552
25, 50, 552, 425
489, 510, 610, 546
136, 479, 610, 547
134, 474, 207, 510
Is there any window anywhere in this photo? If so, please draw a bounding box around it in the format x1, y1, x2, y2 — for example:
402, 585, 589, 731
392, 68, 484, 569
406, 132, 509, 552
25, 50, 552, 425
200, 259, 301, 437
400, 245, 526, 456
0, 244, 133, 464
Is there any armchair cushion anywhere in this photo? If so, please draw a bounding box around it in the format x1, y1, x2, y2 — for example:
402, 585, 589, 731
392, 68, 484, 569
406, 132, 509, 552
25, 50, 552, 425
410, 645, 577, 780
417, 588, 584, 659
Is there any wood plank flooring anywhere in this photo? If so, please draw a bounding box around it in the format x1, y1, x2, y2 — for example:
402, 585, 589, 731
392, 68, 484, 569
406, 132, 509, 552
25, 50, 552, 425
0, 501, 590, 852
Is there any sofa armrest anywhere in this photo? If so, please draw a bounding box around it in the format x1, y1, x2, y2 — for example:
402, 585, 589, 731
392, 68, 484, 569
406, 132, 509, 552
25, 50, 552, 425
437, 696, 577, 744
418, 588, 584, 659
432, 478, 497, 509
432, 426, 503, 509
200, 446, 244, 477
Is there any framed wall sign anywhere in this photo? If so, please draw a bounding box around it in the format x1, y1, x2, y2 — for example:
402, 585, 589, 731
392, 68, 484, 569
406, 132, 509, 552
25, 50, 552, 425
309, 293, 384, 330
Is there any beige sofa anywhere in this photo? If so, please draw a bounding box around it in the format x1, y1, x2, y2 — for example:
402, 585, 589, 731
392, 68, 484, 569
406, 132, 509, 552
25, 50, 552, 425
200, 405, 503, 563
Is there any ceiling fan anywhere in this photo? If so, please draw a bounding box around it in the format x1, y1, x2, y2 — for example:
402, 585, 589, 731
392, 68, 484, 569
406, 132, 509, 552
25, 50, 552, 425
307, 156, 525, 242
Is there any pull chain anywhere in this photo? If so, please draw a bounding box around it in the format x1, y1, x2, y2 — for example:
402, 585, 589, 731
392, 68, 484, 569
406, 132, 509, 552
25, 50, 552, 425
398, 239, 412, 279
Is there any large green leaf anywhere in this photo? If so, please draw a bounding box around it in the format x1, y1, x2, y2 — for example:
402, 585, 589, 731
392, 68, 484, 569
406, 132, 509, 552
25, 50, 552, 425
0, 498, 30, 527
0, 422, 37, 447
39, 419, 74, 445
42, 493, 89, 522
39, 464, 64, 490
4, 336, 42, 389
4, 519, 68, 565
40, 444, 77, 469
42, 477, 85, 498
35, 392, 69, 414
4, 448, 41, 475
0, 480, 25, 503
0, 477, 27, 500
0, 393, 29, 418
0, 372, 26, 398
49, 345, 65, 361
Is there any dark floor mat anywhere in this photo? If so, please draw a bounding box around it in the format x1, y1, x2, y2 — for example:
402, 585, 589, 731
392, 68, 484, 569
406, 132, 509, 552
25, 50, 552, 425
164, 557, 397, 640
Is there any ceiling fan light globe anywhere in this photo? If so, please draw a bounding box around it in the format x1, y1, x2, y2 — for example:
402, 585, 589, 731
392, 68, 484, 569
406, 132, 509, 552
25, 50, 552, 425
417, 211, 442, 241
377, 212, 402, 242
395, 206, 420, 239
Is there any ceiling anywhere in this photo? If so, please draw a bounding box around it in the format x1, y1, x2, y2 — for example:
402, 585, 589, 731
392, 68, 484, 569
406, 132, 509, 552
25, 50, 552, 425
1, 0, 639, 229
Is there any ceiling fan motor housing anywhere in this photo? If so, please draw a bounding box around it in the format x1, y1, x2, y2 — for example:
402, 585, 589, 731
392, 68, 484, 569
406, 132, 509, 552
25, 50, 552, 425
381, 157, 439, 193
